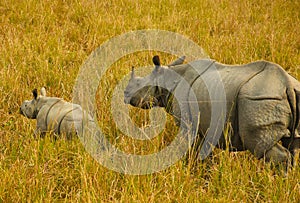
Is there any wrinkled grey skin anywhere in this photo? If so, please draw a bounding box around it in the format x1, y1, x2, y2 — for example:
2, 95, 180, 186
124, 55, 300, 166
20, 87, 83, 138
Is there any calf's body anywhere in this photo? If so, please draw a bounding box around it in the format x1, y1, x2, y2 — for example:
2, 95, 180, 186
20, 88, 83, 138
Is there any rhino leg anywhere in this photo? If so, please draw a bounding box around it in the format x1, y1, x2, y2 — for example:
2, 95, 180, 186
282, 137, 298, 154
264, 143, 291, 163
34, 128, 46, 138
58, 109, 84, 139
59, 119, 79, 139
237, 97, 292, 165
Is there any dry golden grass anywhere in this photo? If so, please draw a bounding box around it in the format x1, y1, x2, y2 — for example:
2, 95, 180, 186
0, 0, 300, 202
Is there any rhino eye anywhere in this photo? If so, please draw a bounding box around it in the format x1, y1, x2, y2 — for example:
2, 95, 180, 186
136, 80, 141, 86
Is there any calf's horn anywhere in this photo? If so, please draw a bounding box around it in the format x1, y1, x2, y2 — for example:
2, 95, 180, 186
131, 66, 135, 79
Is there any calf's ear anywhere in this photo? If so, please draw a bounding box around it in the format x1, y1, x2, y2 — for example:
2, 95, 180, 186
153, 55, 161, 73
168, 56, 186, 66
40, 87, 46, 97
32, 88, 38, 99
153, 55, 161, 66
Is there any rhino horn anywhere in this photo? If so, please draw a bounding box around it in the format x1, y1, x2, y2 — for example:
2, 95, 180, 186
131, 66, 135, 79
32, 88, 38, 99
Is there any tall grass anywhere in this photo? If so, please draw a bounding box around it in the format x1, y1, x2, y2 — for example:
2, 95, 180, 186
0, 0, 299, 202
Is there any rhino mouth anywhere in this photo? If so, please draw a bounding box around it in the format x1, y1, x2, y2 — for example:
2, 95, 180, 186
19, 108, 25, 116
19, 107, 37, 119
128, 97, 158, 109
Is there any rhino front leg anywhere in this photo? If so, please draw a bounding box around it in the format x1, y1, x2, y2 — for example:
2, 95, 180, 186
34, 128, 46, 138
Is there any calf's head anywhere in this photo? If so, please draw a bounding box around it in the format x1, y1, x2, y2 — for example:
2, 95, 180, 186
20, 87, 46, 119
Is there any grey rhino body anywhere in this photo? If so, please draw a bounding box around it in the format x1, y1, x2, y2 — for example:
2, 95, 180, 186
20, 88, 83, 137
124, 56, 300, 165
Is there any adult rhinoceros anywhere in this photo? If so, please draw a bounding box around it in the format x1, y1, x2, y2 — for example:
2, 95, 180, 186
124, 55, 300, 166
20, 87, 84, 138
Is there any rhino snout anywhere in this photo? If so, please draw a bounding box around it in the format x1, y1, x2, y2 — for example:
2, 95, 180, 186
124, 90, 132, 104
124, 97, 131, 104
19, 107, 24, 115
19, 106, 28, 117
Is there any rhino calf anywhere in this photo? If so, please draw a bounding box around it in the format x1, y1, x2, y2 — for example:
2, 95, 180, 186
124, 55, 300, 167
20, 87, 83, 138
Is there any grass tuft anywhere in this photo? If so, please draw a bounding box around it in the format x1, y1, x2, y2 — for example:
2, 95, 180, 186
0, 0, 299, 202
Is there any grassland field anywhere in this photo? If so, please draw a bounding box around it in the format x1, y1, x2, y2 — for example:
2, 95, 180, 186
0, 0, 300, 202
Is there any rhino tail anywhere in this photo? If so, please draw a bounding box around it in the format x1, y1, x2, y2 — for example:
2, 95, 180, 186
294, 89, 300, 131
287, 87, 296, 129
293, 88, 300, 140
275, 63, 299, 141
285, 84, 299, 152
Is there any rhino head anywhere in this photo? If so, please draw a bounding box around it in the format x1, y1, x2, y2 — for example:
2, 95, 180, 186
20, 87, 47, 119
124, 55, 184, 109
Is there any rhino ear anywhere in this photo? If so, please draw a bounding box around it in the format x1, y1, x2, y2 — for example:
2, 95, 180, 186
153, 55, 161, 67
40, 87, 46, 97
168, 56, 186, 66
32, 88, 38, 99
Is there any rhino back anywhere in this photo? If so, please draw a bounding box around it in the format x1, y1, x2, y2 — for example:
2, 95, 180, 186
171, 60, 267, 135
288, 73, 300, 92
239, 62, 290, 99
37, 98, 82, 135
59, 106, 83, 135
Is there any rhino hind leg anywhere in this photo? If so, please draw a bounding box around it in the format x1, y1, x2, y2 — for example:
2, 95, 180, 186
281, 136, 300, 166
238, 97, 292, 167
264, 143, 291, 163
264, 143, 292, 175
281, 135, 300, 154
241, 127, 292, 166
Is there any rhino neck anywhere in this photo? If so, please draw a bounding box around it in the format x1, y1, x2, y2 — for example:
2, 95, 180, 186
155, 68, 182, 111
36, 97, 62, 116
